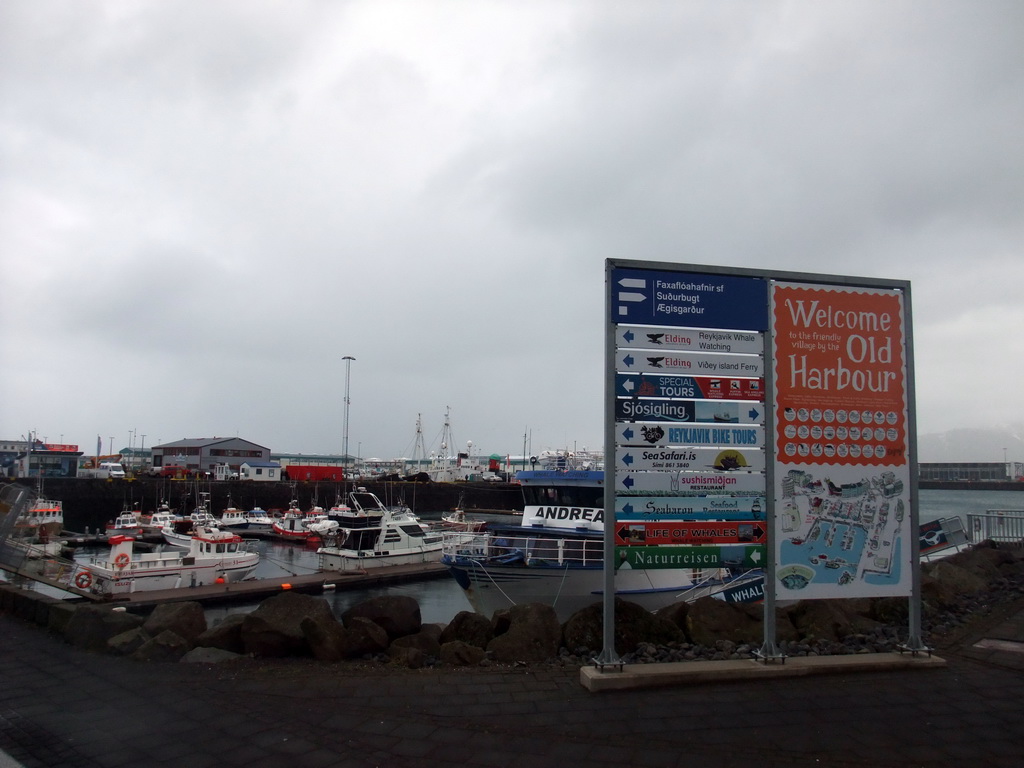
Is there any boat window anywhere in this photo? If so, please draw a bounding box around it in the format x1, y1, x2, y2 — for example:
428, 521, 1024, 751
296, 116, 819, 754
399, 525, 425, 538
522, 485, 603, 508
216, 544, 225, 553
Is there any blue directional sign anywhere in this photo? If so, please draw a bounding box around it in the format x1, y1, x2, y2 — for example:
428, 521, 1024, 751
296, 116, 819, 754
611, 268, 768, 331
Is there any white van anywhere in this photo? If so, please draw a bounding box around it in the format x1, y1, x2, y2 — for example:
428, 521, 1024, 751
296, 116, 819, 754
99, 461, 126, 479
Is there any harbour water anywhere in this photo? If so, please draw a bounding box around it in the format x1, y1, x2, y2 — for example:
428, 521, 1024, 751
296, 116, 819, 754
6, 490, 1024, 625
214, 489, 1024, 625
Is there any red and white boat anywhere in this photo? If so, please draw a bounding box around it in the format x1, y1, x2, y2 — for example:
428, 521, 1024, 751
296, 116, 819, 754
270, 500, 327, 541
70, 529, 259, 595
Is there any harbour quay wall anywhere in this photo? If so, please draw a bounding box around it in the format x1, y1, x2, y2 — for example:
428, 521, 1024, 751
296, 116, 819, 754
13, 478, 523, 533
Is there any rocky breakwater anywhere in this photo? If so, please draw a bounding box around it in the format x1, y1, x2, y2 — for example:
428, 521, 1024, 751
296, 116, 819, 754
3, 540, 1023, 667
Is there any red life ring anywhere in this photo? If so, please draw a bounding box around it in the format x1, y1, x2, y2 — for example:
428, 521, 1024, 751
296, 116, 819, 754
113, 553, 131, 570
74, 571, 93, 589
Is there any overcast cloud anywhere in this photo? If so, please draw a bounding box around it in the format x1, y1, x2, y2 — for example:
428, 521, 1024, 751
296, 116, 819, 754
2, 1, 1022, 462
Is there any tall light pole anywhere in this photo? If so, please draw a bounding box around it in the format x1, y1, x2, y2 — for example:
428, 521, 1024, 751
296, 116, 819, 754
343, 356, 355, 470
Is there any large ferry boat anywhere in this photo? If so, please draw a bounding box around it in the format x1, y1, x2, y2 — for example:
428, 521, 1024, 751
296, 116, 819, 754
441, 454, 740, 620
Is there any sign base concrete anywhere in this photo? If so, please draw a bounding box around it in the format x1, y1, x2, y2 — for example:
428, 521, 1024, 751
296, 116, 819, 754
580, 651, 946, 692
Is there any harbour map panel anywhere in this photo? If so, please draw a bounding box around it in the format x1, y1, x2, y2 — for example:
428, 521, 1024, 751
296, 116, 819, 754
770, 283, 912, 599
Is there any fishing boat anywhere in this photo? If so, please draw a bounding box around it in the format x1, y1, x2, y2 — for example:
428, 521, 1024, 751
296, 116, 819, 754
312, 488, 444, 572
14, 496, 64, 542
161, 507, 220, 548
439, 507, 487, 532
217, 505, 251, 531
70, 529, 259, 595
441, 460, 747, 620
140, 502, 177, 533
270, 500, 327, 541
105, 510, 143, 537
243, 507, 275, 532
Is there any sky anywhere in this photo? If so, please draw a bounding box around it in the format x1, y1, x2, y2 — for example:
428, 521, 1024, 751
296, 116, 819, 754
2, 1, 1022, 463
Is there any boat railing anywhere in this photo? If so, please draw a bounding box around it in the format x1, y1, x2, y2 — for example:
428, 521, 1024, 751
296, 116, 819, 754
441, 530, 604, 567
967, 510, 1024, 546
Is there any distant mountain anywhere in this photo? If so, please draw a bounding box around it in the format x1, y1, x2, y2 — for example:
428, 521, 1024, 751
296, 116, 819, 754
917, 425, 1024, 464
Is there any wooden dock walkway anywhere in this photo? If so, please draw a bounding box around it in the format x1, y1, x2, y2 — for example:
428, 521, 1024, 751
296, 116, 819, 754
1, 558, 450, 609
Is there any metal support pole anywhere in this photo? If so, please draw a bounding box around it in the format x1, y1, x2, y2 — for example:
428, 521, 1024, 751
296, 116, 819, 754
595, 260, 623, 670
343, 356, 355, 471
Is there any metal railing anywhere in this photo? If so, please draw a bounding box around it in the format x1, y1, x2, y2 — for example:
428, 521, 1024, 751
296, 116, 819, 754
967, 510, 1024, 545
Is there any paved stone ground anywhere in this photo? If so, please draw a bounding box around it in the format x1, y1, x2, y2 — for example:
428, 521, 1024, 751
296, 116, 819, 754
3, 604, 1024, 768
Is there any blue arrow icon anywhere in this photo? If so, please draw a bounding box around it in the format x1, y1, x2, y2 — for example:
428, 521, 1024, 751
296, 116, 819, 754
622, 476, 634, 489
622, 354, 635, 368
622, 427, 634, 441
621, 503, 634, 514
748, 408, 760, 420
622, 330, 634, 343
622, 453, 634, 466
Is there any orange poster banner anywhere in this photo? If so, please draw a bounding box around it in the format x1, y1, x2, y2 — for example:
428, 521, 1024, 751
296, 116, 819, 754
771, 284, 907, 467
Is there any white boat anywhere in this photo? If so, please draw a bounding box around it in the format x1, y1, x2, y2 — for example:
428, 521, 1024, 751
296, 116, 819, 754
243, 506, 275, 532
70, 529, 259, 595
14, 497, 64, 541
314, 488, 444, 572
439, 507, 487, 532
105, 510, 143, 537
217, 506, 251, 531
441, 463, 751, 620
161, 508, 220, 548
140, 502, 177, 533
270, 500, 327, 541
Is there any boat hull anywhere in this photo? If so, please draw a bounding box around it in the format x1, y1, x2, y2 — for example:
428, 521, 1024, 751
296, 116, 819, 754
444, 558, 706, 620
318, 546, 443, 572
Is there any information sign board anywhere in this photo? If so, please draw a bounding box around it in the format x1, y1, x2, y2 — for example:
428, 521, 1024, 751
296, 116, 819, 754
616, 373, 764, 401
615, 446, 765, 473
616, 495, 764, 520
771, 282, 912, 600
616, 325, 764, 355
615, 521, 766, 546
615, 350, 763, 377
617, 423, 764, 449
615, 399, 763, 424
616, 544, 765, 569
611, 268, 768, 330
617, 471, 765, 495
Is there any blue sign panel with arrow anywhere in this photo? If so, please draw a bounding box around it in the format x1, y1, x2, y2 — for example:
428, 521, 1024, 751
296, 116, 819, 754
611, 268, 768, 331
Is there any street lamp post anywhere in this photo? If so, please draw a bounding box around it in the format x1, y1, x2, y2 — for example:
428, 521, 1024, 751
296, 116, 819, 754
343, 356, 355, 470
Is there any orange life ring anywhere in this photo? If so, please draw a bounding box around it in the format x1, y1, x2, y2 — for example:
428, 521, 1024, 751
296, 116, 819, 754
113, 553, 131, 570
74, 571, 93, 589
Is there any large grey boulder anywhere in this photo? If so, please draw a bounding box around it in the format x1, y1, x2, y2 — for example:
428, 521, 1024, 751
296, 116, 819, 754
788, 599, 880, 643
486, 603, 562, 663
390, 629, 441, 659
143, 602, 207, 644
197, 613, 247, 654
439, 610, 493, 649
181, 647, 244, 664
131, 629, 191, 662
341, 595, 421, 640
300, 615, 352, 663
108, 627, 151, 657
440, 640, 487, 666
344, 615, 390, 657
64, 605, 144, 653
685, 597, 764, 646
563, 599, 684, 655
241, 591, 336, 657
